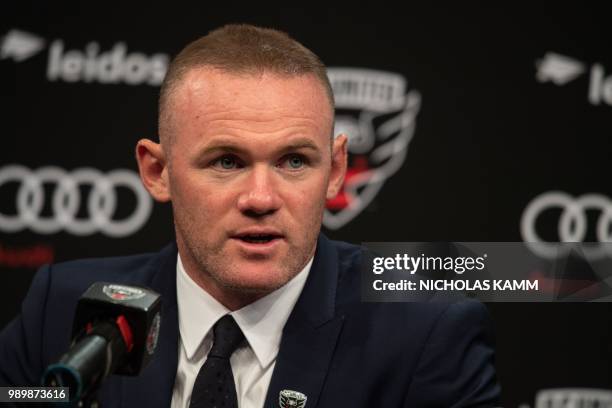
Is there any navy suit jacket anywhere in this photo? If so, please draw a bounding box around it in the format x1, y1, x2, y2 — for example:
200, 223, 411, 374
0, 235, 500, 407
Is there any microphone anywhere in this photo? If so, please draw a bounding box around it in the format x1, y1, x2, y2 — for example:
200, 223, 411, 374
41, 282, 162, 403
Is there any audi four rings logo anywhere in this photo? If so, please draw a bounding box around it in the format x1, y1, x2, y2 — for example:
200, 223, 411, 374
521, 191, 612, 259
0, 165, 152, 237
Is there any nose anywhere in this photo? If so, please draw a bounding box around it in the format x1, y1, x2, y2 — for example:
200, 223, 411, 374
236, 164, 282, 217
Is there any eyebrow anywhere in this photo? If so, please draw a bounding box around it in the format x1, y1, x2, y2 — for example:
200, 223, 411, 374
277, 138, 321, 154
196, 137, 322, 157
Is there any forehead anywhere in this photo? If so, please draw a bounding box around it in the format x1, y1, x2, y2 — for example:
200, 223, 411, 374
170, 67, 334, 136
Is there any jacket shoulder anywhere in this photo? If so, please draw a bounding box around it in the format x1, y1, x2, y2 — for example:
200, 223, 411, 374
327, 238, 362, 274
48, 243, 175, 290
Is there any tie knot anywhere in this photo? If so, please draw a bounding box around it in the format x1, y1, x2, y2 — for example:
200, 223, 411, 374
209, 315, 245, 359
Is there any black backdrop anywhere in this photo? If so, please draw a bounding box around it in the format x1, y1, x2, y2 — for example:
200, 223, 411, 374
2, 5, 611, 407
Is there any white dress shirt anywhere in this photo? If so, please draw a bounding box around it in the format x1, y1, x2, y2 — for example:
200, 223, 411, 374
171, 255, 312, 408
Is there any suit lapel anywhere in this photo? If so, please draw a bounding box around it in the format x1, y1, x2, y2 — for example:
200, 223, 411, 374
264, 235, 345, 408
120, 244, 180, 408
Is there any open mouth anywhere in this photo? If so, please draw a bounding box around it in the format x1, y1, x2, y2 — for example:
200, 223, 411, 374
238, 234, 279, 244
233, 230, 284, 245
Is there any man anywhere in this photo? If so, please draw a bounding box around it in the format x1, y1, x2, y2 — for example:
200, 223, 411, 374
0, 24, 500, 407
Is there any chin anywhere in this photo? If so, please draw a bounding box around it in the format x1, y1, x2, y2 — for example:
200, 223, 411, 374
219, 265, 293, 294
221, 277, 287, 295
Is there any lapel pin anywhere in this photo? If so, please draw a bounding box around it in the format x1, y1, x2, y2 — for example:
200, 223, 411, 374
279, 389, 307, 408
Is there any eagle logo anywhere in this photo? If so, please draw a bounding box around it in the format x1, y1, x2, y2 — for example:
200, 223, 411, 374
325, 68, 421, 230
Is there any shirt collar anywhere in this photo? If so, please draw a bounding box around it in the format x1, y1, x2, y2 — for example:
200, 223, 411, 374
176, 254, 312, 368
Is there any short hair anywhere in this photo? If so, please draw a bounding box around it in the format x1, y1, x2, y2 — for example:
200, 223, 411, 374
158, 24, 334, 147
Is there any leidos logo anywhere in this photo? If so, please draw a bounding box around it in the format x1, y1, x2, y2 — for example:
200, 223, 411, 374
324, 68, 421, 230
536, 52, 586, 85
47, 40, 168, 86
0, 29, 46, 62
1, 28, 169, 86
536, 51, 612, 106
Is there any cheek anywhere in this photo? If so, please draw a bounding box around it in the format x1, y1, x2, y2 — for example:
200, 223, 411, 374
284, 178, 328, 212
171, 177, 236, 218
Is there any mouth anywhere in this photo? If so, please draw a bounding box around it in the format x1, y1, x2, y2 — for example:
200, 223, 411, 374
231, 229, 285, 250
235, 234, 282, 244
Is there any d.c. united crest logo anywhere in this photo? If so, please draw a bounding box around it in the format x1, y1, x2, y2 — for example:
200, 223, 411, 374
102, 284, 146, 301
324, 68, 421, 229
279, 389, 307, 408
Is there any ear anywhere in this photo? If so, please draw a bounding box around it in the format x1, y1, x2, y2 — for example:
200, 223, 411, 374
135, 138, 171, 202
326, 134, 348, 200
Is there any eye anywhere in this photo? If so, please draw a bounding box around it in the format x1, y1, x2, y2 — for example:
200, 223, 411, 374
283, 154, 306, 169
213, 155, 240, 170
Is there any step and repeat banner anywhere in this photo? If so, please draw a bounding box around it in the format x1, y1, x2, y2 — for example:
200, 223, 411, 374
2, 6, 611, 407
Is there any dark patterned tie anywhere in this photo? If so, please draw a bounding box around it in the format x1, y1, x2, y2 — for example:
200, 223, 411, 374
189, 314, 245, 408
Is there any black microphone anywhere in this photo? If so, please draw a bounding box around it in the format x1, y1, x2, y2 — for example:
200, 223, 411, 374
41, 282, 162, 403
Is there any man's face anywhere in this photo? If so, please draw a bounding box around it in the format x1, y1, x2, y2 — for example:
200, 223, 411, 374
158, 68, 345, 304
